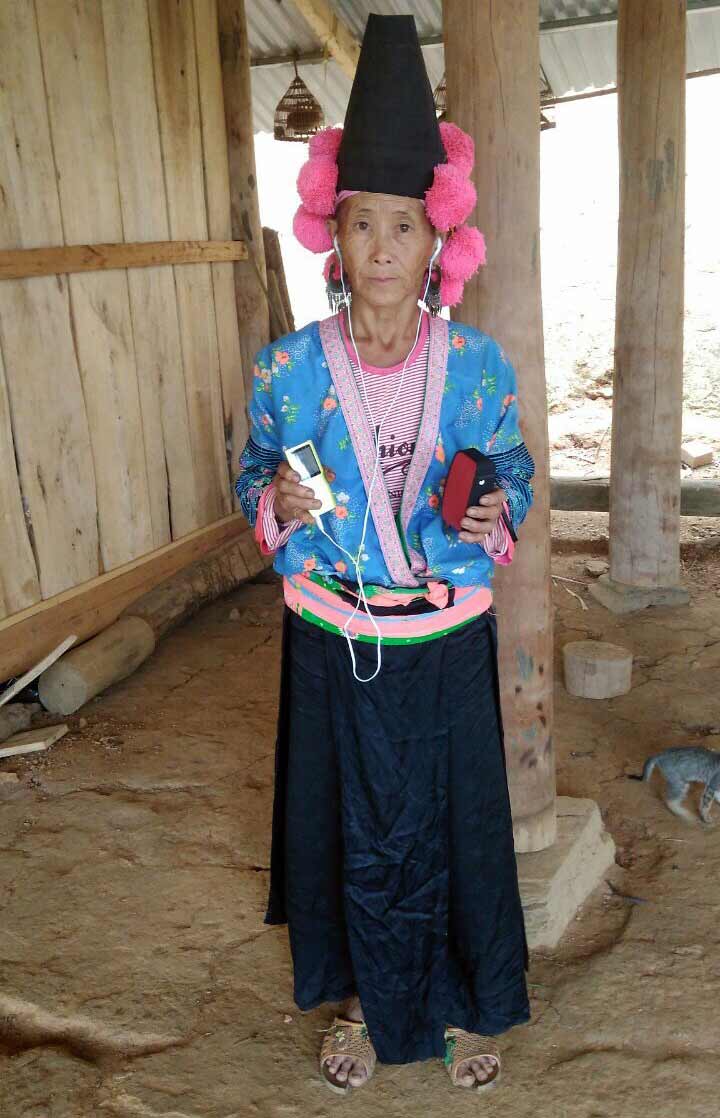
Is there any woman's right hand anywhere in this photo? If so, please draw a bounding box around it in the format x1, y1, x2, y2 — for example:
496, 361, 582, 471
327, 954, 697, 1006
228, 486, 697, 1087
272, 461, 322, 526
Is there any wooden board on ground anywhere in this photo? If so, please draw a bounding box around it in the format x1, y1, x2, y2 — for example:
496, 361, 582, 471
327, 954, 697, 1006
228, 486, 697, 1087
0, 724, 69, 759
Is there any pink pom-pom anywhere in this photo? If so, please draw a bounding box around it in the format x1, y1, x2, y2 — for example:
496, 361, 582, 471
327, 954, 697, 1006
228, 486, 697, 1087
425, 164, 477, 231
439, 122, 475, 177
324, 251, 339, 281
309, 126, 343, 159
439, 224, 486, 282
440, 274, 464, 307
293, 205, 333, 253
297, 157, 338, 216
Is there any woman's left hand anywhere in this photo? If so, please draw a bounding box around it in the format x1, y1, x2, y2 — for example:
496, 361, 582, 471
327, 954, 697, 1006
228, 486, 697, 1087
458, 488, 507, 543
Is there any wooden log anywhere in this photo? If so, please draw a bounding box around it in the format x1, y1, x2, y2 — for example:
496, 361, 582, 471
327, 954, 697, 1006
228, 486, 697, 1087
263, 228, 295, 333
35, 0, 155, 571
123, 536, 253, 639
444, 1, 556, 852
218, 0, 270, 406
38, 617, 156, 716
0, 2, 99, 602
563, 641, 633, 699
0, 240, 248, 281
38, 532, 267, 715
0, 636, 78, 708
193, 0, 249, 499
550, 476, 720, 517
149, 0, 231, 528
0, 516, 262, 683
611, 0, 686, 589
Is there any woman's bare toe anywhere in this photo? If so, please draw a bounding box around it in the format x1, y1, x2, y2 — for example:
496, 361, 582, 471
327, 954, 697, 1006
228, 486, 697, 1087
323, 1054, 367, 1086
459, 1055, 497, 1085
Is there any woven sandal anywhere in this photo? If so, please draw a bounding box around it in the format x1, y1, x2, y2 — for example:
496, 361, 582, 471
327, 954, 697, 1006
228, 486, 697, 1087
443, 1026, 501, 1091
319, 1015, 377, 1095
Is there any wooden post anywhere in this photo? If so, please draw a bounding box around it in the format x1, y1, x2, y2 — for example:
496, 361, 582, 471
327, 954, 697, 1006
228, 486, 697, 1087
443, 2, 555, 851
217, 0, 270, 421
611, 0, 686, 589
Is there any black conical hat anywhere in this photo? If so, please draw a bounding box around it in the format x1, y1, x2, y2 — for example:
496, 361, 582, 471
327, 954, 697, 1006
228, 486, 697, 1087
336, 13, 446, 199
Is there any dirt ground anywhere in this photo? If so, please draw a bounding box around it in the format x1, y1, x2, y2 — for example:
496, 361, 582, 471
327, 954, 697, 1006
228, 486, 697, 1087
1, 525, 719, 1118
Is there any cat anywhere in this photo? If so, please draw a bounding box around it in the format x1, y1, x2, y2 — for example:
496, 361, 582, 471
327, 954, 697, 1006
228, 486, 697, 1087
628, 746, 720, 824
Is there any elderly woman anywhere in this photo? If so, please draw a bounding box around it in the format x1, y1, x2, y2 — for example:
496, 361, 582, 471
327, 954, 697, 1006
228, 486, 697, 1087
235, 14, 534, 1096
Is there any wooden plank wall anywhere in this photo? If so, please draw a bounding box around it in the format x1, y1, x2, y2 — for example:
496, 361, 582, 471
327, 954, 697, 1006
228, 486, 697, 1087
0, 0, 245, 626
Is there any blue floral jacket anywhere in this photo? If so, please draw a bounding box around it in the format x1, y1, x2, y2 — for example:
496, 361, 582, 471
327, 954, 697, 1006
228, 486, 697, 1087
234, 313, 535, 590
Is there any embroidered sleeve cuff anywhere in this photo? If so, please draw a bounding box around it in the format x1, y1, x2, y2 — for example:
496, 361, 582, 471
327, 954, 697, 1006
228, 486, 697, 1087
482, 500, 515, 565
255, 484, 303, 555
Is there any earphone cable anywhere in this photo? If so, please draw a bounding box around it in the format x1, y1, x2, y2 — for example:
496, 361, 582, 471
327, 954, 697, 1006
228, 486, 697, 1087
315, 237, 440, 682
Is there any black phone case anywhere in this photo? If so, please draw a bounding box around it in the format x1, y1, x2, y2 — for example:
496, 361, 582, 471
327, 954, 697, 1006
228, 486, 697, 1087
461, 448, 518, 543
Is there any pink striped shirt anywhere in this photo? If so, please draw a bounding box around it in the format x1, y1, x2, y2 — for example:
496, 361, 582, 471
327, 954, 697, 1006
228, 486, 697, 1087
341, 311, 429, 515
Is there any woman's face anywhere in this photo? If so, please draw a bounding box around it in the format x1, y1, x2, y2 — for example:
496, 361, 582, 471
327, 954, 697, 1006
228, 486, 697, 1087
328, 193, 437, 310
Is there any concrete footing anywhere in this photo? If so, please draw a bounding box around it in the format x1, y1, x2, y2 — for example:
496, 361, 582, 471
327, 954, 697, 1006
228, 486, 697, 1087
516, 796, 616, 950
587, 573, 690, 614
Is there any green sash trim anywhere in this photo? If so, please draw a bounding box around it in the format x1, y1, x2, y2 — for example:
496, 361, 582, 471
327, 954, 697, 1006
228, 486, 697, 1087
291, 604, 479, 645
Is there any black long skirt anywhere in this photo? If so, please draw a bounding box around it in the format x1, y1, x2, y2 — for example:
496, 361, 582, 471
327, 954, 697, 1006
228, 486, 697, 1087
263, 604, 530, 1065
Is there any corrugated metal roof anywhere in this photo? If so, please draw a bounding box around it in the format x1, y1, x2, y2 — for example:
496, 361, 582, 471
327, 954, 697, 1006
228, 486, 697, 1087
248, 2, 720, 133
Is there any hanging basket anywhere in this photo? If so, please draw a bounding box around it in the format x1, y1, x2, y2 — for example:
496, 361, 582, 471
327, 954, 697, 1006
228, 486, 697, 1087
274, 65, 325, 142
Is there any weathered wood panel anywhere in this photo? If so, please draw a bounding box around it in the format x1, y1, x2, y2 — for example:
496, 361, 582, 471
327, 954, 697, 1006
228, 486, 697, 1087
103, 0, 197, 544
0, 0, 99, 601
0, 343, 39, 617
35, 0, 154, 569
148, 0, 231, 526
218, 0, 270, 405
193, 0, 248, 481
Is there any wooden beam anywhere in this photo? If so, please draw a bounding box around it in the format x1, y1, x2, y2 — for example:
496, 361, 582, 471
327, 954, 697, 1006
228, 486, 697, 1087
611, 0, 686, 589
0, 240, 248, 281
289, 0, 360, 79
550, 476, 720, 518
0, 515, 266, 683
444, 1, 555, 854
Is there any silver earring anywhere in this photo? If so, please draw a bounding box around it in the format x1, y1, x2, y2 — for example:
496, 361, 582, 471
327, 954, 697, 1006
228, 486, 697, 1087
326, 256, 351, 313
425, 266, 442, 317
